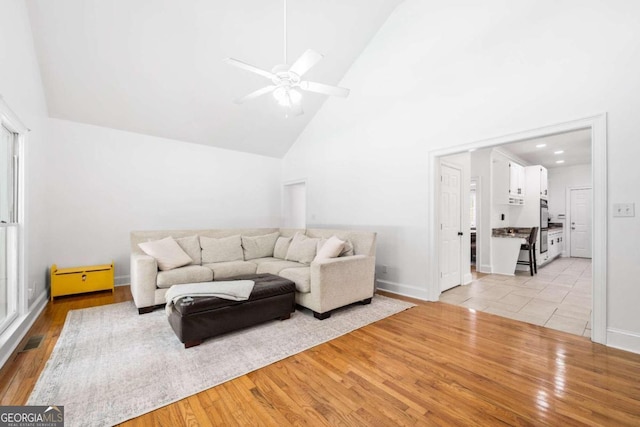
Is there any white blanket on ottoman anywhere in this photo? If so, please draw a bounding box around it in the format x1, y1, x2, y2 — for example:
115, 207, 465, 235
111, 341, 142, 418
165, 280, 255, 315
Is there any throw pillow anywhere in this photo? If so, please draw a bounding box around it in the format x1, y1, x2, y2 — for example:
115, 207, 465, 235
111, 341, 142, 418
273, 236, 293, 259
314, 236, 346, 261
200, 235, 244, 263
285, 233, 320, 264
242, 232, 279, 260
340, 239, 355, 257
175, 235, 201, 265
138, 237, 192, 271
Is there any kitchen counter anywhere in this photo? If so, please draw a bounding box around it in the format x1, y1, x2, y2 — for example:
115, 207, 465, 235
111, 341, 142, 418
491, 227, 531, 275
492, 227, 533, 239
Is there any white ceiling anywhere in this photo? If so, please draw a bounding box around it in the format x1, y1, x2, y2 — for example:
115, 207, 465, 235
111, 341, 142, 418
26, 0, 403, 158
500, 129, 592, 169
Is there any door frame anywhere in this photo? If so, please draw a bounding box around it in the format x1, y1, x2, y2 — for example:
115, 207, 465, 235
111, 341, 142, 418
470, 176, 482, 272
281, 179, 307, 228
427, 113, 607, 344
438, 160, 464, 291
566, 186, 592, 258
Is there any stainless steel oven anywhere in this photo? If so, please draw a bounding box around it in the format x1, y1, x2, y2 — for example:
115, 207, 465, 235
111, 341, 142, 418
540, 229, 548, 253
540, 199, 549, 229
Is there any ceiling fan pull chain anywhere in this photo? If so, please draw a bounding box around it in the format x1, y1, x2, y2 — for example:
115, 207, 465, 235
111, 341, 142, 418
283, 0, 287, 65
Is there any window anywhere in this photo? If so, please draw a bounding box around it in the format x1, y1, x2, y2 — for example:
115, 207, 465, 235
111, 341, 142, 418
0, 124, 19, 333
0, 99, 25, 337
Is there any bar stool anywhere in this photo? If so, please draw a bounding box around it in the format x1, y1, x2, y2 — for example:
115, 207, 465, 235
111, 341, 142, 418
517, 227, 538, 276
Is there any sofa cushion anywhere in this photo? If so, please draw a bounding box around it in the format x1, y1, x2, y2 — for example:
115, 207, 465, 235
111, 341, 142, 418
285, 233, 319, 264
203, 261, 258, 280
256, 260, 305, 275
273, 236, 292, 259
200, 235, 243, 263
248, 257, 280, 265
138, 237, 192, 271
157, 265, 213, 288
279, 267, 311, 293
175, 235, 201, 265
241, 232, 279, 260
314, 236, 346, 261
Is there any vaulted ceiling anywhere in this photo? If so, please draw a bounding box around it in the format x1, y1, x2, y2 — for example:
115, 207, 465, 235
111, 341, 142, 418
26, 0, 403, 157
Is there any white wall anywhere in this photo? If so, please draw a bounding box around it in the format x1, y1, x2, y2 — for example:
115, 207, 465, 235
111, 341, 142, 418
283, 0, 640, 348
0, 0, 51, 366
46, 119, 282, 283
548, 164, 591, 220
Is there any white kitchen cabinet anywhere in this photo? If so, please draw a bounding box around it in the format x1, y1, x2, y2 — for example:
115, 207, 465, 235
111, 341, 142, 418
494, 160, 525, 205
509, 162, 525, 200
547, 229, 563, 261
558, 234, 564, 256
540, 166, 548, 199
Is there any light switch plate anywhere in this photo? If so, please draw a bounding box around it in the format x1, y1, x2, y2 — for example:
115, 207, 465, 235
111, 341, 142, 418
613, 203, 635, 217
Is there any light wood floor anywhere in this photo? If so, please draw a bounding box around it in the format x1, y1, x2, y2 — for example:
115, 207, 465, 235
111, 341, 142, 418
1, 287, 640, 426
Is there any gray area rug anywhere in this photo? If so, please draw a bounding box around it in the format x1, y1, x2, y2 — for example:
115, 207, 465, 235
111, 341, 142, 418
28, 295, 414, 426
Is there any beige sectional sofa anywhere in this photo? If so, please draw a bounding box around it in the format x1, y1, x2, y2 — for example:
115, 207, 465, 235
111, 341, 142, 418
130, 228, 376, 319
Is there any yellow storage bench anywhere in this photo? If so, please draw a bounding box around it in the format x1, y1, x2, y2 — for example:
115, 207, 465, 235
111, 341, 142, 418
50, 262, 114, 300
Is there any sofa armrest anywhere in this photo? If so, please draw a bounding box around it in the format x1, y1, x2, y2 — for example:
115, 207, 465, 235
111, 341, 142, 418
309, 255, 375, 313
130, 254, 158, 309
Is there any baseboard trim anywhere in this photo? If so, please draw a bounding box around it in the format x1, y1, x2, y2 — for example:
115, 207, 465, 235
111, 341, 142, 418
606, 327, 640, 355
115, 275, 130, 286
463, 273, 472, 285
0, 290, 48, 369
478, 264, 492, 274
376, 279, 431, 301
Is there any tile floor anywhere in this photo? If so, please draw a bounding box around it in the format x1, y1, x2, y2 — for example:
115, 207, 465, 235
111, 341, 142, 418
440, 257, 592, 337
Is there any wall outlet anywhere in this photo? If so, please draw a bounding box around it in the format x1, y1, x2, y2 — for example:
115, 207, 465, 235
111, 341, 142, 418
381, 265, 388, 274
613, 203, 635, 217
28, 285, 35, 299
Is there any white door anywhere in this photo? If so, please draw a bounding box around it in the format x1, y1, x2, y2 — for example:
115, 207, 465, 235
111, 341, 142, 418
282, 182, 306, 228
570, 188, 592, 258
440, 163, 462, 291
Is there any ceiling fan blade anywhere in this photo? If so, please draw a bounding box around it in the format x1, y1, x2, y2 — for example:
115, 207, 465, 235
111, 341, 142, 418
289, 49, 323, 77
234, 85, 277, 104
223, 57, 276, 80
299, 81, 350, 98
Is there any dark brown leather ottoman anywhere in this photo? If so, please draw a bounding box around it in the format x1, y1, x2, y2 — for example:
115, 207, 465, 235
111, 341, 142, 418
167, 273, 295, 348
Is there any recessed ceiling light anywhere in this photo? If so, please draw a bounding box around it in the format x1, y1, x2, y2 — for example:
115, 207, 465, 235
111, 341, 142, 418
556, 160, 565, 164
468, 148, 477, 152
554, 150, 564, 154
536, 144, 547, 148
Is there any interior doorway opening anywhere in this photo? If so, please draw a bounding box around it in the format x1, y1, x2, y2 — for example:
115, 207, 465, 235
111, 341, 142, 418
428, 114, 606, 344
282, 180, 306, 228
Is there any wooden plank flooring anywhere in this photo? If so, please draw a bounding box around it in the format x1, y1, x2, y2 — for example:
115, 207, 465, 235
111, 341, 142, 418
1, 287, 639, 426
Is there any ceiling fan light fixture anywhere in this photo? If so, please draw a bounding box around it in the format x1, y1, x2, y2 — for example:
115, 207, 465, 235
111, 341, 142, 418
273, 87, 301, 107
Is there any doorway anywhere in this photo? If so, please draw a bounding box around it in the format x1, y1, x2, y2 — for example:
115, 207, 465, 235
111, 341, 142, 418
568, 187, 592, 258
470, 177, 480, 271
282, 181, 306, 228
428, 114, 607, 344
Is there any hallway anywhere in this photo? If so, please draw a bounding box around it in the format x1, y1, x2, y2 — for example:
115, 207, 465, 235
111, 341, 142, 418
440, 257, 592, 337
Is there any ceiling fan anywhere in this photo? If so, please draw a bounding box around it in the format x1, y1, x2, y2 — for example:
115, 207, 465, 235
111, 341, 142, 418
223, 0, 350, 117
